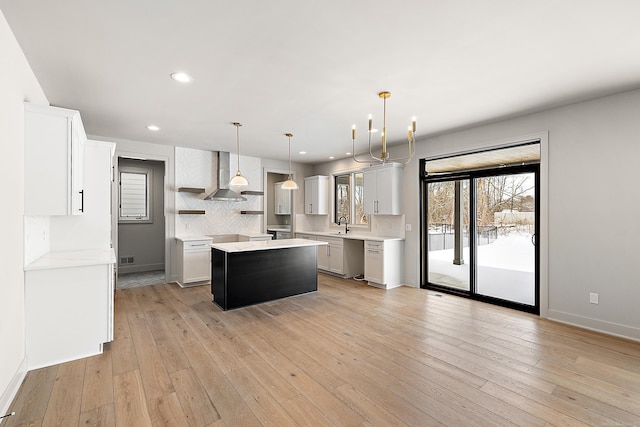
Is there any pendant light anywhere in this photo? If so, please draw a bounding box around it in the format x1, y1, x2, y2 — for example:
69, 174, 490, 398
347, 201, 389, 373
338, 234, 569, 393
229, 122, 249, 186
282, 133, 298, 190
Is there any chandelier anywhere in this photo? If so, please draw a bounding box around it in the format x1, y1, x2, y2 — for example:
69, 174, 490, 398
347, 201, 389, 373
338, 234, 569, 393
351, 91, 416, 164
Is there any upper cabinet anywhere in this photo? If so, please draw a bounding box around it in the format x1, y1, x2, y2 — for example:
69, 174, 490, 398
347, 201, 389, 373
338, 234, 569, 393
274, 181, 292, 215
363, 163, 403, 215
304, 175, 329, 215
25, 103, 87, 215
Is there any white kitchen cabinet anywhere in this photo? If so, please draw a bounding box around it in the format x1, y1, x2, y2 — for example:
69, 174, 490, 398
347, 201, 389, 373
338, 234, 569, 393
364, 240, 403, 289
24, 251, 115, 370
315, 235, 364, 278
304, 175, 329, 215
363, 163, 403, 215
25, 103, 87, 215
274, 181, 292, 214
177, 237, 213, 287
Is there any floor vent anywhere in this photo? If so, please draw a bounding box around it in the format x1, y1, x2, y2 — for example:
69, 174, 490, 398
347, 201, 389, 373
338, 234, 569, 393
120, 256, 134, 264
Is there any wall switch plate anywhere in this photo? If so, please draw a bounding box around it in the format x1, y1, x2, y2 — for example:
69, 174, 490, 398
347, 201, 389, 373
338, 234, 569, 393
589, 293, 599, 304
405, 224, 412, 231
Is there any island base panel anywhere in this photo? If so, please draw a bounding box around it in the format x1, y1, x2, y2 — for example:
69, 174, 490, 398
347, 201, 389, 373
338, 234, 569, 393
212, 245, 318, 310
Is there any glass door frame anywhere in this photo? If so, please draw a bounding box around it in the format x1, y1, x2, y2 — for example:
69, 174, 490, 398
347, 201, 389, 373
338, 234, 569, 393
420, 161, 540, 315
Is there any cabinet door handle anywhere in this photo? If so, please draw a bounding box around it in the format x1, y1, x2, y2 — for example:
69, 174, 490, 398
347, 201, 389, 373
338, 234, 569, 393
367, 249, 380, 253
79, 190, 84, 212
309, 203, 313, 213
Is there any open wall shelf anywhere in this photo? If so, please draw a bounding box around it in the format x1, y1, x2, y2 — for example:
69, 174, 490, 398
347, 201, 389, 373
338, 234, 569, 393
178, 187, 205, 193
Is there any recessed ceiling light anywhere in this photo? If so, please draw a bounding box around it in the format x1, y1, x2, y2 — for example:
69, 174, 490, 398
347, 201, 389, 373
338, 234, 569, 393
170, 72, 192, 83
146, 125, 160, 131
329, 156, 335, 159
346, 152, 351, 155
299, 151, 306, 155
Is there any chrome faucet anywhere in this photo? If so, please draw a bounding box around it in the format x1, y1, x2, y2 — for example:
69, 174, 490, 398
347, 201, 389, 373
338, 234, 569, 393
338, 216, 349, 234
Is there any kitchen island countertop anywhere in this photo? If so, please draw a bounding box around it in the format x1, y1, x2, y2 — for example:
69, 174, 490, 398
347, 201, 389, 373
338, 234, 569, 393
211, 238, 326, 253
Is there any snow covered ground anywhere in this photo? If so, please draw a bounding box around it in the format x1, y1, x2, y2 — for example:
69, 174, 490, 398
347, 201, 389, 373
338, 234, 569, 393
429, 233, 535, 305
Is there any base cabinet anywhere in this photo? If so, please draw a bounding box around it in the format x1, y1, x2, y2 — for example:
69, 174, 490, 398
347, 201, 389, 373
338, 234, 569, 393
25, 262, 114, 370
177, 238, 213, 287
313, 236, 363, 278
364, 240, 403, 289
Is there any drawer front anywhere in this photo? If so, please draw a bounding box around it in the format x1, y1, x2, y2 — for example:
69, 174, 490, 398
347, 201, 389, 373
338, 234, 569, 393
184, 240, 212, 250
365, 240, 383, 250
318, 236, 342, 247
296, 234, 315, 240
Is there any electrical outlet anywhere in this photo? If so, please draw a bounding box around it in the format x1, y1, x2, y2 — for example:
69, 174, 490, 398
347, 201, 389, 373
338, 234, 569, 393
589, 293, 599, 304
405, 224, 412, 231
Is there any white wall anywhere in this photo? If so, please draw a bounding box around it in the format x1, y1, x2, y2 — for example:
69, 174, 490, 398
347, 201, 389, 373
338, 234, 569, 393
0, 9, 48, 416
407, 90, 639, 340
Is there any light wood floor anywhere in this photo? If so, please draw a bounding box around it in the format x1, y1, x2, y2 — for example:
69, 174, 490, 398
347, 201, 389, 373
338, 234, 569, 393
6, 274, 640, 426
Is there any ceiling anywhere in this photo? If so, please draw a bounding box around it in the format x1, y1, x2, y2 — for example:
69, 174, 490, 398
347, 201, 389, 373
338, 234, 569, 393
3, 1, 640, 164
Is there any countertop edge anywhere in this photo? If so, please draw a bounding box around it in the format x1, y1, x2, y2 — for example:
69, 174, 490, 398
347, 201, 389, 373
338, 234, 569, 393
25, 249, 116, 271
211, 238, 327, 253
294, 231, 405, 242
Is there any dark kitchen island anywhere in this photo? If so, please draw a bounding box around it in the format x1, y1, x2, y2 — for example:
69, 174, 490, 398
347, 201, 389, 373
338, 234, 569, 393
211, 238, 327, 310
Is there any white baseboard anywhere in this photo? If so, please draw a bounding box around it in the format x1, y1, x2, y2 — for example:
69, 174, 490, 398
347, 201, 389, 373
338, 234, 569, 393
0, 356, 27, 424
548, 309, 640, 343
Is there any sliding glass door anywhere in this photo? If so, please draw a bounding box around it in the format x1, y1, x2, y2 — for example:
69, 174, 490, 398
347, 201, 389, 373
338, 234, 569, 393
427, 179, 470, 292
475, 172, 537, 306
423, 165, 539, 313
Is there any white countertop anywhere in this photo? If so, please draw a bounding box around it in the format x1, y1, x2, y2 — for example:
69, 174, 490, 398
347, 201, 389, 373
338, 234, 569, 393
239, 233, 273, 239
211, 238, 327, 253
176, 235, 213, 242
295, 231, 404, 242
25, 248, 116, 271
266, 226, 292, 232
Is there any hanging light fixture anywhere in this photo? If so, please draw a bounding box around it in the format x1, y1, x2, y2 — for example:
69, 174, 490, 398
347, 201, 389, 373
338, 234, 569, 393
281, 133, 298, 190
351, 91, 416, 164
229, 122, 249, 186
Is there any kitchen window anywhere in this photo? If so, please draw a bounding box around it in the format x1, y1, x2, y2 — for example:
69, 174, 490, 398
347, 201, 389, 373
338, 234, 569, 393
119, 167, 152, 223
334, 171, 367, 225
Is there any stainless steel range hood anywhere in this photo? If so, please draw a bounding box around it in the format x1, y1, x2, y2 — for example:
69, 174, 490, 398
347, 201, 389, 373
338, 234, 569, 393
204, 152, 247, 201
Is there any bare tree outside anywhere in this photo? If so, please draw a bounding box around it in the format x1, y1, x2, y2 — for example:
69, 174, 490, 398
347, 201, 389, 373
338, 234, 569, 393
335, 172, 367, 225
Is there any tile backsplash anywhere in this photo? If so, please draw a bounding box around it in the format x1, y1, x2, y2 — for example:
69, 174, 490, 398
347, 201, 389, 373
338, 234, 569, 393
175, 147, 264, 236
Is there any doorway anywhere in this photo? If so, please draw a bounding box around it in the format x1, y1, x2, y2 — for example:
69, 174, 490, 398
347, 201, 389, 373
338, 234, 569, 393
422, 155, 539, 313
115, 157, 166, 288
265, 170, 293, 239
